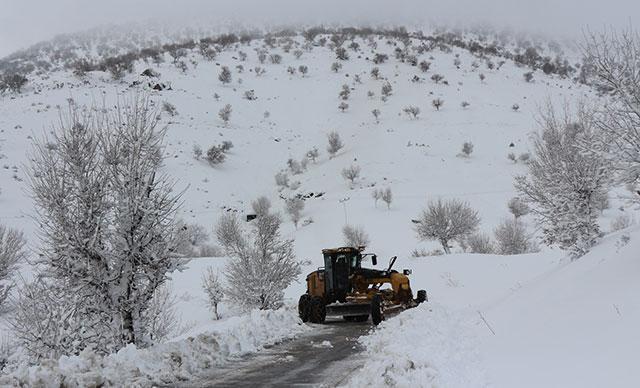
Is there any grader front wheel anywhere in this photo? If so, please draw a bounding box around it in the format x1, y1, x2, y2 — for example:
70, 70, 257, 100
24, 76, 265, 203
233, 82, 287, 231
371, 295, 384, 325
298, 294, 311, 322
309, 296, 326, 323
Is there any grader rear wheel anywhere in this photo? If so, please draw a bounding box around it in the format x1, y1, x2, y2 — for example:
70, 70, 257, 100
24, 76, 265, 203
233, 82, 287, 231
298, 294, 311, 322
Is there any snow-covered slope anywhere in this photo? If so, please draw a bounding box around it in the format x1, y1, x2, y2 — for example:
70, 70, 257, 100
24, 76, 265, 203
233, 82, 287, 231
0, 29, 637, 386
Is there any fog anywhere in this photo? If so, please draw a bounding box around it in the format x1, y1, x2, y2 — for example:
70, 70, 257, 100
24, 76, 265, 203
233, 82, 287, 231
1, 0, 638, 57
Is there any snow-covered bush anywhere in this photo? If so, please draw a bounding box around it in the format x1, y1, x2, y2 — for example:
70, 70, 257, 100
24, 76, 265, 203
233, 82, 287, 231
335, 47, 349, 60
306, 147, 319, 163
611, 214, 633, 232
466, 232, 494, 254
431, 74, 444, 84
270, 53, 282, 64
508, 197, 530, 219
338, 102, 349, 112
331, 62, 342, 72
216, 210, 301, 311
341, 164, 361, 185
218, 104, 232, 125
419, 60, 431, 72
243, 90, 256, 100
0, 73, 28, 94
162, 102, 178, 117
202, 267, 224, 320
342, 225, 370, 248
372, 188, 382, 207
275, 171, 289, 188
206, 145, 226, 165
371, 67, 380, 79
252, 196, 272, 216
403, 106, 420, 119
287, 158, 304, 175
298, 65, 308, 76
339, 84, 350, 100
381, 187, 393, 209
461, 101, 470, 109
192, 144, 203, 160
372, 108, 381, 123
432, 98, 444, 111
523, 71, 534, 82
218, 66, 232, 84
141, 285, 183, 345
285, 198, 305, 227
494, 219, 534, 255
327, 131, 344, 157
515, 103, 610, 258
0, 225, 26, 307
381, 82, 393, 98
512, 103, 520, 112
460, 141, 474, 157
415, 198, 481, 254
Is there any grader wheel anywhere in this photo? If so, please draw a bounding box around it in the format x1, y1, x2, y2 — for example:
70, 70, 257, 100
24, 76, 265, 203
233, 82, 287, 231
298, 294, 311, 322
309, 296, 326, 323
371, 294, 385, 325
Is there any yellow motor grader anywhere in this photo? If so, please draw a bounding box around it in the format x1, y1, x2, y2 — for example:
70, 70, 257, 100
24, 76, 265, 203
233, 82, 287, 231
298, 247, 427, 325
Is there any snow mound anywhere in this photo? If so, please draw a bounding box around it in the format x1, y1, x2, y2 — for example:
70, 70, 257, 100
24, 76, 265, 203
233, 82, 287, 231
345, 303, 488, 388
1, 308, 310, 387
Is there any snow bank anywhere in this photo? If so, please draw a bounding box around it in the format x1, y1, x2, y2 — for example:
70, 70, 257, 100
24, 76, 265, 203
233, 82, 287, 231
1, 308, 310, 387
346, 303, 488, 388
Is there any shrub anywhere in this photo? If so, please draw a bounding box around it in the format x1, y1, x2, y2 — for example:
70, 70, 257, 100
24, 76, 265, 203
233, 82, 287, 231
381, 82, 393, 98
339, 84, 351, 100
461, 101, 470, 109
403, 106, 420, 119
508, 197, 530, 219
219, 104, 232, 125
206, 145, 226, 165
162, 102, 178, 117
611, 214, 633, 232
306, 147, 319, 163
338, 102, 349, 112
341, 165, 361, 185
193, 144, 203, 160
432, 98, 444, 111
372, 108, 381, 123
512, 103, 520, 112
0, 225, 26, 306
523, 71, 534, 82
371, 67, 380, 79
327, 131, 344, 157
461, 141, 474, 157
336, 47, 349, 60
270, 54, 282, 64
218, 66, 232, 84
298, 65, 308, 76
431, 74, 444, 84
331, 62, 342, 73
494, 219, 533, 255
415, 198, 480, 253
275, 171, 289, 188
285, 198, 305, 227
466, 232, 494, 254
419, 60, 431, 72
342, 225, 370, 248
381, 187, 393, 209
202, 267, 224, 320
373, 53, 388, 64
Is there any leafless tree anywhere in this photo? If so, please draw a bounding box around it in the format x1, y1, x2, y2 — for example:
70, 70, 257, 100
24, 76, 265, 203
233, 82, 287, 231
219, 104, 232, 125
432, 98, 444, 111
0, 225, 26, 306
494, 219, 534, 255
218, 66, 232, 84
381, 187, 393, 209
285, 198, 305, 227
216, 211, 300, 311
403, 106, 420, 119
341, 164, 361, 185
415, 198, 481, 253
327, 131, 344, 157
342, 225, 370, 248
372, 108, 381, 123
515, 102, 610, 258
202, 267, 224, 320
466, 232, 494, 254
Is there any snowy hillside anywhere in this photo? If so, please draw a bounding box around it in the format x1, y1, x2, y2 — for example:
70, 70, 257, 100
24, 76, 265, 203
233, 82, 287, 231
0, 26, 638, 387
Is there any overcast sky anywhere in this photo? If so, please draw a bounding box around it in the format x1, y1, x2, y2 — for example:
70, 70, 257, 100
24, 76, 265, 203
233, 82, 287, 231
1, 0, 638, 57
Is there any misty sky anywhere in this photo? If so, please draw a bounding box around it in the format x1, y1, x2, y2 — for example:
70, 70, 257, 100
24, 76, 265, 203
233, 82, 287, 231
1, 0, 638, 57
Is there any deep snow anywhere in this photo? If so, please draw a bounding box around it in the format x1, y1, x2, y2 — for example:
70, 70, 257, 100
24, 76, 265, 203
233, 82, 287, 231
0, 30, 638, 387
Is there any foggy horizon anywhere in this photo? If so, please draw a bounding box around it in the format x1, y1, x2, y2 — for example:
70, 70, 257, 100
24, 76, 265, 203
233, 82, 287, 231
1, 0, 638, 57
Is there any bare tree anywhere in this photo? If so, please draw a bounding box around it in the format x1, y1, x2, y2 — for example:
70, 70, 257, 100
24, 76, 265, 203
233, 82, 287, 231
508, 197, 530, 219
327, 131, 344, 157
381, 187, 393, 209
372, 189, 382, 207
466, 232, 494, 254
584, 29, 640, 200
342, 225, 370, 248
252, 196, 272, 216
218, 66, 232, 85
0, 225, 26, 306
372, 108, 381, 123
216, 211, 300, 311
515, 102, 610, 258
285, 198, 305, 227
403, 106, 420, 119
415, 198, 481, 253
219, 104, 232, 125
494, 219, 533, 255
27, 95, 186, 352
202, 267, 224, 320
341, 164, 361, 185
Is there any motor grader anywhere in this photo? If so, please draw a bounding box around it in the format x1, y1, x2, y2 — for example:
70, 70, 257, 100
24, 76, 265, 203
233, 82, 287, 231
298, 247, 427, 325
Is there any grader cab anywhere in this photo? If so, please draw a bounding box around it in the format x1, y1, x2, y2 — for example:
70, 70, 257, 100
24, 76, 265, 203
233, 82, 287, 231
298, 247, 427, 325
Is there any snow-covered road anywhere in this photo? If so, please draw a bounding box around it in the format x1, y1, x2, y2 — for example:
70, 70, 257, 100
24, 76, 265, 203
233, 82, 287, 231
196, 319, 370, 387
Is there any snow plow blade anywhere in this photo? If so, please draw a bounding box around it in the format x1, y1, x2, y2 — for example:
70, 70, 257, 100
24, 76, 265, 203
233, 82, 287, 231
325, 302, 371, 317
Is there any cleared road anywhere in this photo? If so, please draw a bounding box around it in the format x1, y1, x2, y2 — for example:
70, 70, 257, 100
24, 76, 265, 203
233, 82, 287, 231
195, 318, 372, 387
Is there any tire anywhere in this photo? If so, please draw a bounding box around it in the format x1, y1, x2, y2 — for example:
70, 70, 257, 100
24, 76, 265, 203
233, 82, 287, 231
416, 290, 427, 304
371, 295, 384, 325
298, 294, 311, 322
309, 296, 326, 324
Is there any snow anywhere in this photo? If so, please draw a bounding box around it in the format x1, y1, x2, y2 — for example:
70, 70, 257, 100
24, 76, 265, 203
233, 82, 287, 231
0, 28, 638, 387
1, 307, 310, 387
347, 225, 640, 388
